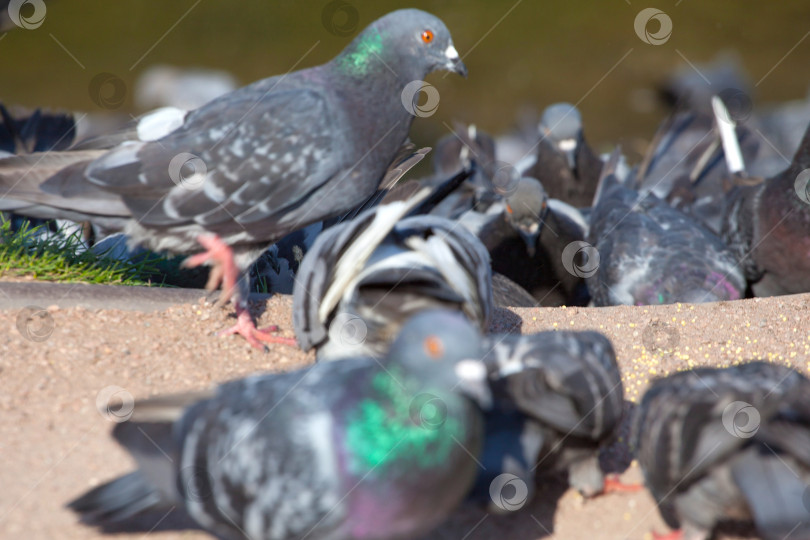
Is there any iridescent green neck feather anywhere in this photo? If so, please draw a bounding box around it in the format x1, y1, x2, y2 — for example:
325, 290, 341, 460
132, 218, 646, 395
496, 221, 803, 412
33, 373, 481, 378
345, 368, 464, 474
336, 29, 384, 77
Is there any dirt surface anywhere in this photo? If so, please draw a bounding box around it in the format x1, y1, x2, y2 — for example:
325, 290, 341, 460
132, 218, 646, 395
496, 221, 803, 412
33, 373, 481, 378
2, 286, 809, 540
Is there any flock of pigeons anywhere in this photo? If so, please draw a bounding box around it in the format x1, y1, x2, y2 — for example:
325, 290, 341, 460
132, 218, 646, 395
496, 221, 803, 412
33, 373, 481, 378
2, 8, 810, 540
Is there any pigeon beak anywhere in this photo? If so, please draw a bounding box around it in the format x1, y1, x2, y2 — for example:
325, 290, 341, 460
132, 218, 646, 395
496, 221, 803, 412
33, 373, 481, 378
518, 228, 540, 257
454, 359, 492, 409
444, 44, 468, 78
558, 138, 578, 171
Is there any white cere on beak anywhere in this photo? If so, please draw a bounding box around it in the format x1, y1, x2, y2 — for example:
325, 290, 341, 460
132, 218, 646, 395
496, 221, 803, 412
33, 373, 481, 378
558, 138, 577, 152
445, 44, 460, 60
455, 359, 487, 382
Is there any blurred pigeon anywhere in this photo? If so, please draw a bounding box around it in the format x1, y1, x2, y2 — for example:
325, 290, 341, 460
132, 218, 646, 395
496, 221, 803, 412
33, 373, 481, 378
0, 9, 467, 348
134, 65, 238, 111
658, 51, 752, 115
69, 310, 491, 540
721, 120, 810, 296
587, 150, 745, 306
293, 187, 493, 361
466, 176, 591, 306
523, 103, 604, 207
471, 329, 632, 511
633, 105, 764, 234
634, 361, 810, 540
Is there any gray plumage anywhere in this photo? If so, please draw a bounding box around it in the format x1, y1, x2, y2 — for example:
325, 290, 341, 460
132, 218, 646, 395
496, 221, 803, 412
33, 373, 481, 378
0, 9, 467, 306
69, 310, 491, 540
587, 151, 745, 306
633, 361, 810, 540
523, 103, 604, 207
466, 176, 591, 306
293, 191, 493, 361
473, 330, 624, 507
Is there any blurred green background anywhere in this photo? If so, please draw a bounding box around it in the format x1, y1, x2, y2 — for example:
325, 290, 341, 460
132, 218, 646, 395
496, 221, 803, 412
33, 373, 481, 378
2, 0, 810, 162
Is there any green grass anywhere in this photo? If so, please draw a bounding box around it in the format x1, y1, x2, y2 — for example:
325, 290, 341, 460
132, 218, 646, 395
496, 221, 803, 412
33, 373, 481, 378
0, 218, 167, 285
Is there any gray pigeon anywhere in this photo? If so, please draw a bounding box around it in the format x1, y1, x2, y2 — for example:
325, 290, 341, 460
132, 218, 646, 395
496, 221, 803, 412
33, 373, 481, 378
465, 175, 591, 306
633, 361, 810, 540
522, 103, 604, 207
293, 188, 493, 361
633, 107, 764, 235
721, 121, 810, 296
587, 151, 745, 306
0, 9, 467, 347
68, 310, 492, 540
472, 329, 630, 511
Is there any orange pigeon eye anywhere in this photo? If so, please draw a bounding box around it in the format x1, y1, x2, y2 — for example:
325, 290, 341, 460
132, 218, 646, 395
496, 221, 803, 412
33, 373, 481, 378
421, 30, 434, 43
506, 204, 514, 215
424, 335, 444, 359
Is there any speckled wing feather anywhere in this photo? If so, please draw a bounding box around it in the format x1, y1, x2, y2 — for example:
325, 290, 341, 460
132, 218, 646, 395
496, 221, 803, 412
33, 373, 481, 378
633, 362, 807, 522
483, 330, 623, 441
82, 86, 342, 241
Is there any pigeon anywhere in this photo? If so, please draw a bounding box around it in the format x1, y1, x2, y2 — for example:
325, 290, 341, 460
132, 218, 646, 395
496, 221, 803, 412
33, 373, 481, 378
68, 310, 492, 540
587, 150, 745, 306
632, 105, 764, 235
522, 103, 604, 207
720, 120, 810, 296
466, 175, 591, 306
471, 329, 632, 511
293, 186, 493, 362
658, 51, 752, 115
0, 9, 468, 348
633, 361, 810, 540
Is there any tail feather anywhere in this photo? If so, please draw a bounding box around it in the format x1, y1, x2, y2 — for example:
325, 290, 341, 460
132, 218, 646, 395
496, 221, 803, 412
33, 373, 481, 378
0, 150, 131, 223
68, 471, 165, 525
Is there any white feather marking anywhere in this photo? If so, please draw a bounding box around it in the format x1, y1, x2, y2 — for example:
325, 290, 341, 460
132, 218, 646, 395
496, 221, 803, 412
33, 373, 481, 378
318, 187, 432, 322
136, 107, 186, 141
712, 95, 745, 174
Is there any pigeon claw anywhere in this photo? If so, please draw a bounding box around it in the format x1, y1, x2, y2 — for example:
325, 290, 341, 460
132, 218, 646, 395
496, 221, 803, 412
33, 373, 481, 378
601, 474, 644, 494
182, 235, 240, 306
220, 307, 297, 350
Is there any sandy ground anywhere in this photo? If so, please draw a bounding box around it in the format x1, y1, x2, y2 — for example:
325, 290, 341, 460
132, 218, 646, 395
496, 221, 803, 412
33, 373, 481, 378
2, 286, 810, 540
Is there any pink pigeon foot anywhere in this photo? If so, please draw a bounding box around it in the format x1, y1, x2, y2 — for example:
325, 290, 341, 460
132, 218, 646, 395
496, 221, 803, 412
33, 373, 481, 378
220, 306, 297, 350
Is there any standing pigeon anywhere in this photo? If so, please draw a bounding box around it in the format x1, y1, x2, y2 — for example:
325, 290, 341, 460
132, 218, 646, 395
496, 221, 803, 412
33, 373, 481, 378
633, 361, 810, 540
0, 9, 467, 347
472, 329, 632, 511
293, 187, 493, 361
721, 121, 810, 296
587, 151, 745, 306
523, 103, 604, 207
69, 310, 492, 540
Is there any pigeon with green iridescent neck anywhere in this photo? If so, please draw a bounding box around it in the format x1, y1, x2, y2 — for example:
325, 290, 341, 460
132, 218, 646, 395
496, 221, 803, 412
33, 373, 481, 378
0, 9, 467, 349
68, 311, 490, 540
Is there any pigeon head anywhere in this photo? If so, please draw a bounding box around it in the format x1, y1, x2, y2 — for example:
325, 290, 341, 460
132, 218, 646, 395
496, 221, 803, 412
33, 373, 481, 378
388, 310, 491, 409
540, 103, 583, 170
335, 9, 467, 80
505, 177, 549, 257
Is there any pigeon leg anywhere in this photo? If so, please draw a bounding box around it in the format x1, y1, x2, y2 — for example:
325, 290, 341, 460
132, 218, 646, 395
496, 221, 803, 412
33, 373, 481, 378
220, 304, 297, 349
601, 474, 644, 494
182, 235, 240, 305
